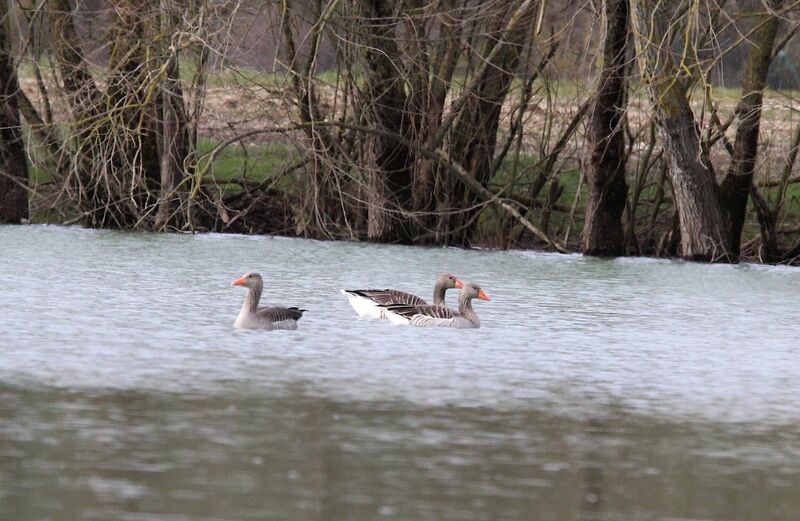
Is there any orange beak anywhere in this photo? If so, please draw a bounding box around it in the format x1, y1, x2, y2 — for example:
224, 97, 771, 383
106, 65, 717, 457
231, 276, 247, 286
454, 279, 464, 289
477, 290, 491, 301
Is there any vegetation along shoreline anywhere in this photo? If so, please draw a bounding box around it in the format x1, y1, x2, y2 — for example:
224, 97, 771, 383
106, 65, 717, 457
3, 1, 800, 265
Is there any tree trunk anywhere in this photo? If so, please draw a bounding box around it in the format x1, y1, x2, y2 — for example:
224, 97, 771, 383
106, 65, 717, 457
718, 1, 781, 258
407, 4, 461, 243
582, 0, 629, 256
359, 0, 414, 243
154, 55, 187, 230
50, 0, 99, 120
629, 0, 731, 262
155, 3, 189, 230
0, 1, 28, 223
50, 0, 109, 225
104, 0, 162, 199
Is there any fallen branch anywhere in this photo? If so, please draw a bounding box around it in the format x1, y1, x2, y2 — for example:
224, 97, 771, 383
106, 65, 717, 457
759, 174, 800, 188
434, 148, 568, 252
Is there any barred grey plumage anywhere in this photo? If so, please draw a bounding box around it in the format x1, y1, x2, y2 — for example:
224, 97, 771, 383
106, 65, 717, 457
381, 282, 490, 328
344, 289, 428, 307
382, 303, 457, 320
260, 306, 306, 323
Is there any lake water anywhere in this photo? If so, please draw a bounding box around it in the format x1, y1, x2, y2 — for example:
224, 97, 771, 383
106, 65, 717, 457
1, 225, 800, 520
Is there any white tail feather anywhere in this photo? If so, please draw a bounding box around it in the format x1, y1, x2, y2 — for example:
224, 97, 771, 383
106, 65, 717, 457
341, 289, 385, 318
383, 309, 411, 325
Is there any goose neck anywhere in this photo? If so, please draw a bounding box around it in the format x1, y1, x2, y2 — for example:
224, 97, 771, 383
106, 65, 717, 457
242, 282, 262, 314
432, 281, 448, 306
458, 293, 476, 320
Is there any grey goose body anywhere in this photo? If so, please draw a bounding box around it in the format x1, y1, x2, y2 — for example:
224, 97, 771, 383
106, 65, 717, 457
232, 272, 305, 330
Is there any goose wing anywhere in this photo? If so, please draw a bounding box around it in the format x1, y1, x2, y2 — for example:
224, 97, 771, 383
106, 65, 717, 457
344, 289, 428, 307
384, 303, 457, 319
382, 303, 468, 327
257, 306, 306, 323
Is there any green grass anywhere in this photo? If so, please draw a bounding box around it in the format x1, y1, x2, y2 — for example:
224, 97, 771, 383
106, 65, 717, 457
29, 165, 54, 185
24, 139, 301, 193
196, 140, 299, 184
179, 63, 358, 89
784, 183, 800, 208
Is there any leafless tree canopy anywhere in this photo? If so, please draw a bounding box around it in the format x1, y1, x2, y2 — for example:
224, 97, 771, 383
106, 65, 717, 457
3, 0, 800, 263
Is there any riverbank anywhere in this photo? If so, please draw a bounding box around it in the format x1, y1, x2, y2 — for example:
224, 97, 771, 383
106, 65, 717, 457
15, 72, 800, 264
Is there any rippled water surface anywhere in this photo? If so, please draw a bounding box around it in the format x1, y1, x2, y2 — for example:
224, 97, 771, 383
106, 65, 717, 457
2, 225, 800, 520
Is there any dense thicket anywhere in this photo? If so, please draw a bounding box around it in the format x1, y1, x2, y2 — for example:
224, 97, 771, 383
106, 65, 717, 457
3, 0, 800, 264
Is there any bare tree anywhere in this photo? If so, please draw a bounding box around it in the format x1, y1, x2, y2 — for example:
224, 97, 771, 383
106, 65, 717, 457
630, 0, 731, 262
155, 0, 191, 230
357, 0, 415, 243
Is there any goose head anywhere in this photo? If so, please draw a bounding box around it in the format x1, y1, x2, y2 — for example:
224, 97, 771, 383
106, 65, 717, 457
231, 272, 263, 289
463, 282, 490, 301
436, 272, 464, 290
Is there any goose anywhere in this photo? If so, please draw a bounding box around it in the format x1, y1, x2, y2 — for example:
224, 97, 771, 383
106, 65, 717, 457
231, 272, 305, 329
381, 282, 490, 328
341, 273, 464, 318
